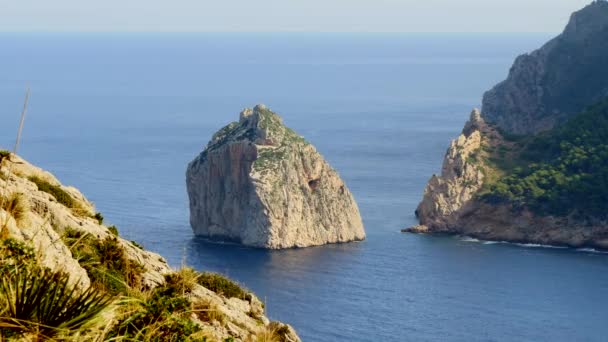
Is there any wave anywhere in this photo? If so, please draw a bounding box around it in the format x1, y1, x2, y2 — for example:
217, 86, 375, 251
514, 243, 568, 249
458, 237, 607, 253
576, 248, 608, 254
460, 236, 480, 243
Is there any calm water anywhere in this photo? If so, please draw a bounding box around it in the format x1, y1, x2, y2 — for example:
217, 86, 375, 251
1, 33, 607, 341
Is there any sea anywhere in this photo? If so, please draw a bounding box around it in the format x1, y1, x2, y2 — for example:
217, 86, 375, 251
1, 32, 607, 341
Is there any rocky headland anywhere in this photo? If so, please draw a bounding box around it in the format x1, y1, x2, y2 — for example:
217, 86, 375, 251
186, 104, 365, 249
405, 1, 608, 249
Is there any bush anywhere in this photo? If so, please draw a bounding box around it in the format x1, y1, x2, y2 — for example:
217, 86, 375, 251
28, 176, 75, 209
0, 259, 112, 339
197, 272, 249, 300
164, 267, 199, 295
0, 238, 36, 274
94, 212, 104, 224
62, 228, 144, 295
0, 150, 11, 163
108, 225, 119, 236
108, 283, 201, 341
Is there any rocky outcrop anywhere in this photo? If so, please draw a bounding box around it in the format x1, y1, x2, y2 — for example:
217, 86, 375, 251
482, 0, 608, 135
408, 109, 608, 249
414, 109, 487, 231
187, 104, 365, 249
408, 1, 608, 249
0, 152, 300, 341
0, 154, 169, 288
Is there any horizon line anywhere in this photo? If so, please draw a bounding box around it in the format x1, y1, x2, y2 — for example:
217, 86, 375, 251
0, 30, 558, 35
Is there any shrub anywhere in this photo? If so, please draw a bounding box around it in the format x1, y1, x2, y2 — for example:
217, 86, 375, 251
28, 176, 75, 209
131, 240, 144, 249
93, 212, 104, 224
108, 225, 119, 236
108, 283, 201, 341
197, 272, 249, 300
164, 267, 200, 295
0, 238, 36, 274
0, 150, 11, 163
62, 228, 144, 295
0, 263, 112, 339
1, 192, 29, 226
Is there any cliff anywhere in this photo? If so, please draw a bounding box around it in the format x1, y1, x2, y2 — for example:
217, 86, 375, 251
186, 104, 365, 249
407, 1, 608, 249
482, 0, 608, 135
0, 152, 300, 341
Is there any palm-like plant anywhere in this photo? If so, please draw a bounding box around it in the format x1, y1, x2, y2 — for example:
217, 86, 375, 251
0, 265, 113, 340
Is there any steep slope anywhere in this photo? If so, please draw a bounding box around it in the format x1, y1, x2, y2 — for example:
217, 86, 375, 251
0, 152, 300, 341
407, 1, 608, 249
186, 104, 365, 249
482, 0, 608, 135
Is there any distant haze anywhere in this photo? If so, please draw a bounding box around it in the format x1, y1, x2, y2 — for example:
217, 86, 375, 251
0, 0, 593, 33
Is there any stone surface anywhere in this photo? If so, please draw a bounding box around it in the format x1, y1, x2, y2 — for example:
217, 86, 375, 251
411, 109, 608, 249
0, 153, 301, 341
410, 2, 608, 249
187, 104, 365, 249
415, 109, 486, 231
482, 0, 608, 135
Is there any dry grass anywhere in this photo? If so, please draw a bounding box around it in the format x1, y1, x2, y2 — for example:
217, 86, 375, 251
1, 192, 29, 227
164, 267, 200, 296
193, 297, 226, 324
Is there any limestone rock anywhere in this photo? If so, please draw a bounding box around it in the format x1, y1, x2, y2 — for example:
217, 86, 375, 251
415, 109, 486, 231
186, 104, 365, 249
0, 154, 170, 288
482, 0, 608, 135
0, 152, 301, 341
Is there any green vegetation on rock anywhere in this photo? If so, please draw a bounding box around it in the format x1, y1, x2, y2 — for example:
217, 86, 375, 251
62, 227, 145, 295
482, 98, 608, 218
197, 272, 250, 300
28, 176, 76, 209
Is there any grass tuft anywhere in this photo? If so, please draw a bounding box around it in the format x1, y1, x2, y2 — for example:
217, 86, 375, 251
1, 192, 29, 227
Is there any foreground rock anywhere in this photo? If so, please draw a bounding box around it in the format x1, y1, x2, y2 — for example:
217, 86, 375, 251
0, 152, 300, 341
187, 104, 365, 249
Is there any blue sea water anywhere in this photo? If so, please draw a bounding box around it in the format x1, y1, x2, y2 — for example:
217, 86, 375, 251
1, 33, 608, 341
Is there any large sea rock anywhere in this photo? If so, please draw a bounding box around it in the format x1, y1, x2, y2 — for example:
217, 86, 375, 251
186, 104, 365, 249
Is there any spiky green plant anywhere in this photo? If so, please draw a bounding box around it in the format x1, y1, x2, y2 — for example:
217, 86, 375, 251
0, 265, 113, 339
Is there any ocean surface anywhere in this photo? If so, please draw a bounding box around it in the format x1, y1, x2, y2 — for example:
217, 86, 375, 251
1, 33, 607, 341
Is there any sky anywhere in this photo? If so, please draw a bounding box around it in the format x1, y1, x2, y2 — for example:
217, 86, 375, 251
0, 0, 594, 33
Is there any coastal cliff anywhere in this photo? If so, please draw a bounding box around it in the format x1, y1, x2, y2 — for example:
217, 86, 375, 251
482, 0, 608, 135
407, 1, 608, 249
0, 152, 300, 341
186, 104, 365, 249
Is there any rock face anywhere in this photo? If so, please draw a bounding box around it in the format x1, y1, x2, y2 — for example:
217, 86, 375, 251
482, 0, 608, 135
0, 153, 301, 341
410, 111, 608, 249
186, 104, 365, 249
0, 154, 169, 288
415, 109, 487, 231
409, 1, 608, 249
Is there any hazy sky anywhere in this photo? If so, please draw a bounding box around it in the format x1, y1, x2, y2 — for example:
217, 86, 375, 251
0, 0, 593, 33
